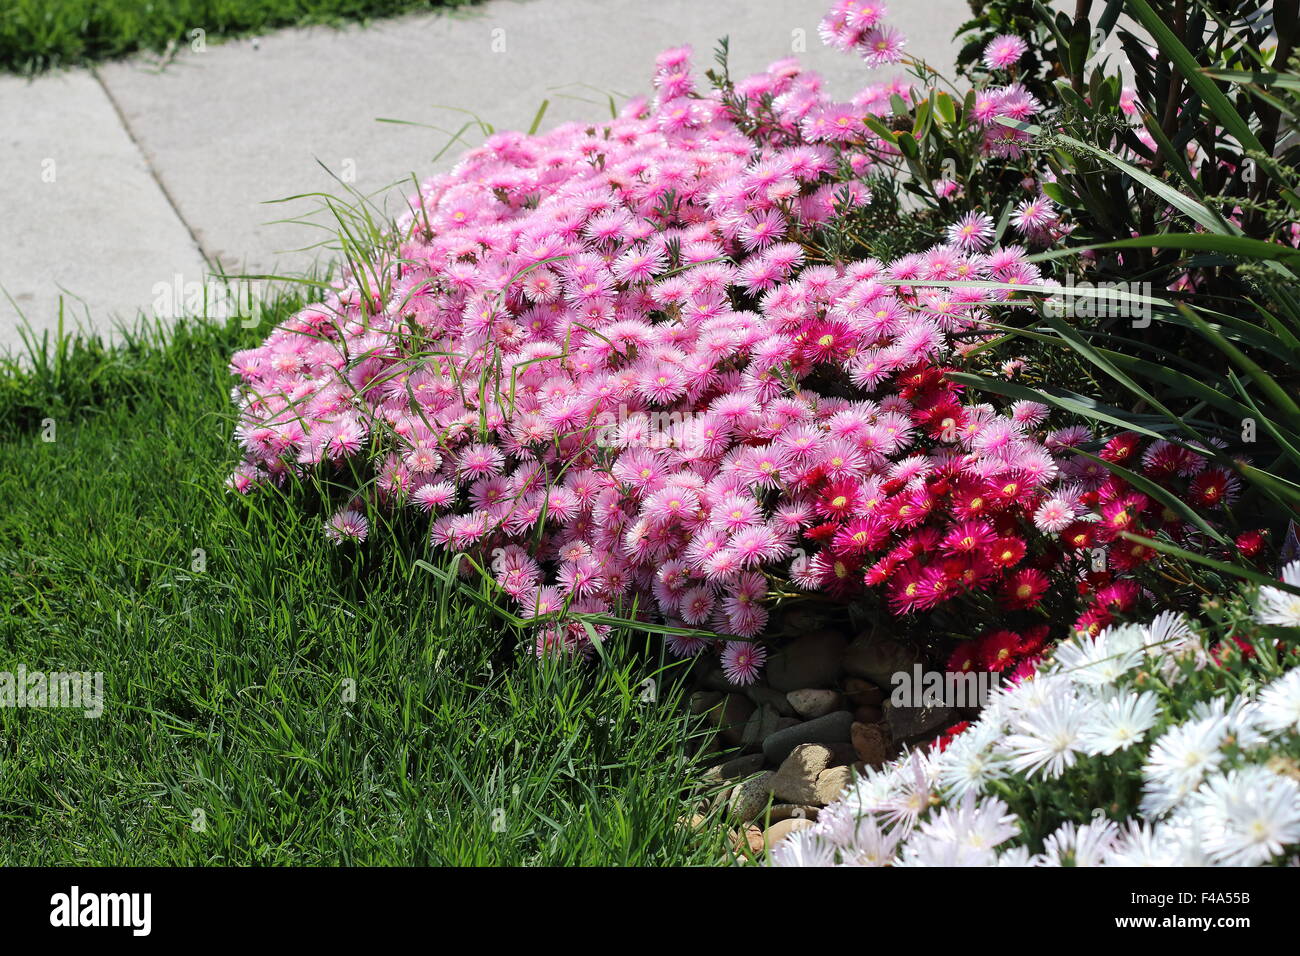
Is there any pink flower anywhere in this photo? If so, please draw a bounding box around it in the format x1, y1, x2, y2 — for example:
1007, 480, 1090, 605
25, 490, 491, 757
721, 641, 768, 685
982, 34, 1028, 71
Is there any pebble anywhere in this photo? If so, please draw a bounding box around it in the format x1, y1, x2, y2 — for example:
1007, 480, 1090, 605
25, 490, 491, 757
762, 710, 854, 764
814, 766, 854, 804
741, 703, 782, 752
745, 685, 798, 717
766, 804, 819, 823
884, 701, 958, 744
727, 770, 776, 822
851, 721, 891, 767
770, 743, 833, 804
766, 630, 847, 691
786, 688, 844, 720
719, 693, 755, 746
842, 636, 918, 687
762, 817, 815, 847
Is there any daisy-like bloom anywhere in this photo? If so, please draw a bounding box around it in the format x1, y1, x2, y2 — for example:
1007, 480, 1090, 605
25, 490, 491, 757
859, 25, 906, 66
937, 722, 1008, 798
910, 792, 1019, 858
678, 585, 716, 626
1101, 821, 1194, 867
1255, 559, 1300, 628
721, 640, 767, 686
1000, 567, 1049, 610
768, 830, 839, 867
1140, 716, 1229, 816
1256, 668, 1300, 735
1188, 467, 1240, 508
1033, 495, 1078, 533
1189, 766, 1300, 866
1080, 690, 1158, 756
1038, 819, 1120, 867
1002, 692, 1092, 778
665, 632, 710, 657
982, 33, 1028, 71
945, 212, 995, 251
730, 524, 790, 567
1054, 625, 1146, 685
456, 442, 505, 480
1009, 195, 1056, 237
324, 508, 369, 544
978, 629, 1022, 673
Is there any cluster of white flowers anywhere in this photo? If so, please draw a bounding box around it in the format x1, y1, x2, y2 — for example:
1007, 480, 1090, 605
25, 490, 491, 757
770, 566, 1300, 866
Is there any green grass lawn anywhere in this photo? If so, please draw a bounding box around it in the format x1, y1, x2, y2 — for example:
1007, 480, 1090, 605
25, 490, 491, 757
1, 0, 476, 74
0, 303, 728, 865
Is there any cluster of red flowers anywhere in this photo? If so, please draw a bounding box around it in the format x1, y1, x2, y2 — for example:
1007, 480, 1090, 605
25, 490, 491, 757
945, 623, 1050, 681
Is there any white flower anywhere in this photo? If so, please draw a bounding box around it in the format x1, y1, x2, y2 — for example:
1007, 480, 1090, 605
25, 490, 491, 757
916, 793, 1019, 854
937, 720, 1007, 798
1142, 610, 1194, 656
1256, 560, 1300, 628
1101, 820, 1198, 866
836, 814, 903, 867
1053, 626, 1145, 685
1002, 693, 1094, 778
1141, 716, 1229, 816
1257, 669, 1300, 736
768, 829, 838, 867
1189, 766, 1300, 866
1039, 819, 1121, 866
896, 835, 999, 867
876, 751, 938, 833
1080, 690, 1159, 755
1190, 695, 1268, 750
996, 845, 1035, 866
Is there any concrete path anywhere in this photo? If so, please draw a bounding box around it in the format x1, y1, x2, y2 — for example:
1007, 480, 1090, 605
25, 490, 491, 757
1, 0, 968, 353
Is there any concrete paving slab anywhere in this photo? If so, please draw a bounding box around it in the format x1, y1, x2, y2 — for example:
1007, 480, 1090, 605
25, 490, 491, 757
97, 0, 967, 282
0, 70, 209, 353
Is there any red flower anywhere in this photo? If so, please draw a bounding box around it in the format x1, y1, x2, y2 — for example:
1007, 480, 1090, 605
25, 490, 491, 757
978, 629, 1022, 671
816, 478, 861, 520
947, 643, 980, 674
1093, 579, 1139, 612
942, 519, 996, 556
1000, 567, 1049, 609
1188, 468, 1238, 508
1100, 431, 1141, 464
1060, 521, 1093, 551
1017, 625, 1049, 656
989, 535, 1027, 568
1075, 606, 1113, 638
1236, 529, 1267, 558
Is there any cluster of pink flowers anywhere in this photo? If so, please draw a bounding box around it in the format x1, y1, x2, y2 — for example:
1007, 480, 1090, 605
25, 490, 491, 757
225, 6, 1226, 680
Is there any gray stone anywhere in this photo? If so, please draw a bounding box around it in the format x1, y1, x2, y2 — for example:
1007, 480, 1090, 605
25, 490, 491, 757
787, 688, 845, 720
718, 752, 767, 780
688, 690, 722, 715
741, 703, 782, 752
766, 630, 847, 692
727, 770, 777, 822
762, 710, 854, 764
884, 701, 959, 744
842, 636, 919, 687
745, 685, 797, 717
719, 693, 756, 746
